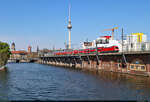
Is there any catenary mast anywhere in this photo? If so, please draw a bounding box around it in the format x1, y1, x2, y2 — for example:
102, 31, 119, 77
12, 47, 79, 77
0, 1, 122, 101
67, 4, 72, 49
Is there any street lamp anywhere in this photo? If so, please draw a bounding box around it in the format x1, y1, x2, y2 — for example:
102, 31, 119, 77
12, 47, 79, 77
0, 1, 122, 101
95, 39, 99, 65
95, 40, 98, 55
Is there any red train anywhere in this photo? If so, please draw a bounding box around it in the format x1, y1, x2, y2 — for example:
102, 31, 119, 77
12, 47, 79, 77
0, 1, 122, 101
54, 46, 119, 56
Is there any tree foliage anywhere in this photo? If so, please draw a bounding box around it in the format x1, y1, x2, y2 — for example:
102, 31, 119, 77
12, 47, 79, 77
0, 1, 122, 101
0, 42, 11, 66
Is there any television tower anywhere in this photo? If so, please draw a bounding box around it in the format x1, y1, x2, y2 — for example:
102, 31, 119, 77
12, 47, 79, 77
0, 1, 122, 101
67, 4, 72, 49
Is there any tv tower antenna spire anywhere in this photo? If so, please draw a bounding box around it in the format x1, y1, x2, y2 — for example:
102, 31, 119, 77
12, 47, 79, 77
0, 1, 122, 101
67, 4, 72, 49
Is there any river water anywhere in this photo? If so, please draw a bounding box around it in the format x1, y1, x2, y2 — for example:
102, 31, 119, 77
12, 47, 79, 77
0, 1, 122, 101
0, 63, 150, 101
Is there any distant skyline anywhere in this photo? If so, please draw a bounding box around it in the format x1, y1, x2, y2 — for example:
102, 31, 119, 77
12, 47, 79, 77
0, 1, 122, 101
0, 0, 150, 51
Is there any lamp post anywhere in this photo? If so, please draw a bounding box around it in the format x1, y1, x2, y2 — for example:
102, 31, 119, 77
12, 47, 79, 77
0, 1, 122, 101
121, 28, 127, 68
95, 40, 99, 65
121, 28, 124, 68
96, 40, 98, 55
122, 28, 124, 54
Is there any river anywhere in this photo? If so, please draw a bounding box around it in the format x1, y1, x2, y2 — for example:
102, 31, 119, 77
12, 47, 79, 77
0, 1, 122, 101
0, 63, 150, 101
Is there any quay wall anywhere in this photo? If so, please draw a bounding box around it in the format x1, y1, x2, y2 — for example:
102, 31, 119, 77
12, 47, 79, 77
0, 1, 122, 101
39, 53, 150, 77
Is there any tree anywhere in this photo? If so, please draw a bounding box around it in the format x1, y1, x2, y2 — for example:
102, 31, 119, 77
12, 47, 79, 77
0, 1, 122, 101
0, 42, 11, 66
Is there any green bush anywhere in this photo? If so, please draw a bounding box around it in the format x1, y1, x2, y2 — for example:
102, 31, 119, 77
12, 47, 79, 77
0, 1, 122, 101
0, 42, 11, 66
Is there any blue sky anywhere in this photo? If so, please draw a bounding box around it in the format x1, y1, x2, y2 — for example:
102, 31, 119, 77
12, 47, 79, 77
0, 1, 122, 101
0, 0, 150, 51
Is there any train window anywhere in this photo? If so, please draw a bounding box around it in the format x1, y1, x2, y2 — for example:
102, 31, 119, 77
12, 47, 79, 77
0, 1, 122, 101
115, 47, 119, 49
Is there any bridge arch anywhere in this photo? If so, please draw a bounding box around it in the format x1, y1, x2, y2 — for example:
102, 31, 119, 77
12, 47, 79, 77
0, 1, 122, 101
131, 58, 144, 64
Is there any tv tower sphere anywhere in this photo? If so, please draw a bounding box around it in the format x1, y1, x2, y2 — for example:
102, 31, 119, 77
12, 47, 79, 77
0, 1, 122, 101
67, 21, 72, 29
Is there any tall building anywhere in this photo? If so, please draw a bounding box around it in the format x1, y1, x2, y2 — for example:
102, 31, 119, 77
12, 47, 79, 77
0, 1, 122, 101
11, 42, 16, 51
28, 45, 32, 53
67, 4, 72, 49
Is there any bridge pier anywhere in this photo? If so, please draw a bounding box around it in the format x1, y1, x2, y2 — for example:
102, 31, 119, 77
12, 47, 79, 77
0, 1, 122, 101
146, 64, 150, 76
74, 61, 82, 69
90, 60, 97, 70
82, 61, 90, 69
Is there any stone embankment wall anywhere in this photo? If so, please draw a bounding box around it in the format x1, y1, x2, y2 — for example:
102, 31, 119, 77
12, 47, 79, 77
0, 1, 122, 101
39, 54, 150, 77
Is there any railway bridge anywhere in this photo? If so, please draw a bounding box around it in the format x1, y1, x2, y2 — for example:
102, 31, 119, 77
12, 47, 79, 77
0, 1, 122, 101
39, 51, 150, 77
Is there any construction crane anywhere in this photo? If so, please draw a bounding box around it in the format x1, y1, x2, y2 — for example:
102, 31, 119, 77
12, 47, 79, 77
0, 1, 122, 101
103, 27, 118, 40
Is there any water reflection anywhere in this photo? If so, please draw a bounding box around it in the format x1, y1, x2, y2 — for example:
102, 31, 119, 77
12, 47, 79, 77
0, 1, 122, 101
0, 68, 10, 99
82, 69, 150, 100
0, 68, 9, 85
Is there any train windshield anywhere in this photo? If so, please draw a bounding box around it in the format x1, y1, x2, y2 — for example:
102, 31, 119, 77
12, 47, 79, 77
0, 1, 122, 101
115, 46, 119, 49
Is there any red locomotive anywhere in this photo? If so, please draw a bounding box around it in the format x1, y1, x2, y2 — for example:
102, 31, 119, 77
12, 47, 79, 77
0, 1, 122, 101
54, 46, 119, 56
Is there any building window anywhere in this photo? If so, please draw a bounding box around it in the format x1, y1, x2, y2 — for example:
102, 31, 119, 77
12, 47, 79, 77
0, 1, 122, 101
131, 43, 133, 48
130, 65, 134, 69
102, 40, 105, 44
141, 66, 146, 71
136, 66, 139, 70
142, 44, 146, 51
106, 39, 109, 44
